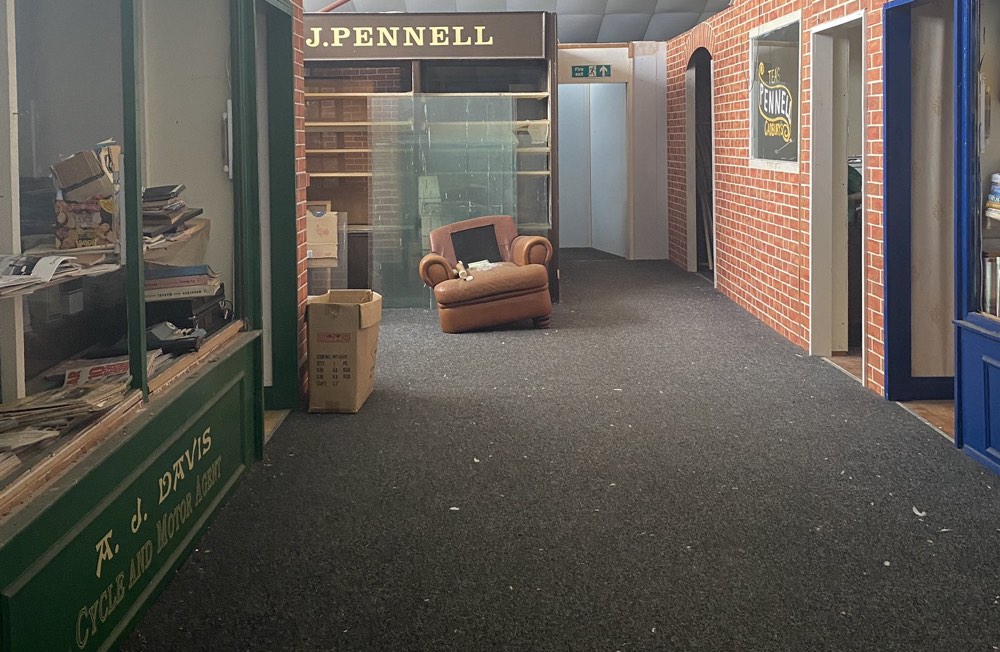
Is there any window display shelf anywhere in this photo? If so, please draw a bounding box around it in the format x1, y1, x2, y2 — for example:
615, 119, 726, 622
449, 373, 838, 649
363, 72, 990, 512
308, 172, 373, 178
421, 91, 549, 99
305, 120, 412, 129
306, 148, 374, 154
305, 91, 413, 98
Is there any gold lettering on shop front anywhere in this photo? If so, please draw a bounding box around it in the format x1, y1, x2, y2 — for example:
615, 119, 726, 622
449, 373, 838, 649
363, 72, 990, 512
305, 25, 496, 50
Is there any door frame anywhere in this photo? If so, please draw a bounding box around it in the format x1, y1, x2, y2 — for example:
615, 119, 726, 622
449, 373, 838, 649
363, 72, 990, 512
882, 0, 957, 400
808, 11, 866, 370
685, 49, 716, 282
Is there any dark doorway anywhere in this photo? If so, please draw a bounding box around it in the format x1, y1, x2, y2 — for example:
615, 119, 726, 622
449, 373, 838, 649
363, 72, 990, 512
691, 48, 714, 281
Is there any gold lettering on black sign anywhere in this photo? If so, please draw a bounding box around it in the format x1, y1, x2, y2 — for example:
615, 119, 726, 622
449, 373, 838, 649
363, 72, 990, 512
305, 25, 494, 49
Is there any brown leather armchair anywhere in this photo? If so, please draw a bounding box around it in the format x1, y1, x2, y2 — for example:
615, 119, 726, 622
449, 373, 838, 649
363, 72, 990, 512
418, 215, 553, 333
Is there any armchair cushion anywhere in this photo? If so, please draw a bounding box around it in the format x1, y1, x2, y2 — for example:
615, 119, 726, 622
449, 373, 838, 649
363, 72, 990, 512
433, 263, 548, 306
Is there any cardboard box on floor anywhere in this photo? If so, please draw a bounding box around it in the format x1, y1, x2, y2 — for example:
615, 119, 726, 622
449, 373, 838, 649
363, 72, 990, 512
307, 290, 381, 413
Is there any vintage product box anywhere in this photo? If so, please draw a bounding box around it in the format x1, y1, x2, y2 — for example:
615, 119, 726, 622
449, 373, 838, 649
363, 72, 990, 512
305, 203, 342, 262
50, 150, 115, 202
54, 197, 117, 249
307, 289, 381, 413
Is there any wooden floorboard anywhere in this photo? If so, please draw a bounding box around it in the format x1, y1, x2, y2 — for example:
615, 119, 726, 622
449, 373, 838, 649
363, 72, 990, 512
902, 400, 956, 442
264, 410, 290, 445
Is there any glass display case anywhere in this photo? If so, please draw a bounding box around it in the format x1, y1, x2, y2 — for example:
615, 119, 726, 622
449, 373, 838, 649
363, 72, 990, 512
303, 11, 558, 307
0, 1, 296, 648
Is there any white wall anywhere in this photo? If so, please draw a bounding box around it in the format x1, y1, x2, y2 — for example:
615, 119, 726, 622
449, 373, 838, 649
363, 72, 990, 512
630, 41, 668, 260
590, 84, 628, 258
257, 7, 272, 386
15, 0, 123, 177
847, 27, 863, 158
142, 0, 234, 291
556, 84, 591, 248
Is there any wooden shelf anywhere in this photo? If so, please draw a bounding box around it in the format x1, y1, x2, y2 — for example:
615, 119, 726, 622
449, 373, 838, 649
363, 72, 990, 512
517, 147, 550, 153
308, 172, 372, 178
306, 148, 373, 154
420, 92, 549, 99
305, 92, 414, 98
516, 171, 550, 176
305, 121, 412, 133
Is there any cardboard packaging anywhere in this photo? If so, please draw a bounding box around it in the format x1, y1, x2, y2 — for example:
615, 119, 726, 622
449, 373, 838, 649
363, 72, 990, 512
305, 203, 342, 263
54, 197, 117, 249
50, 150, 115, 202
307, 290, 381, 413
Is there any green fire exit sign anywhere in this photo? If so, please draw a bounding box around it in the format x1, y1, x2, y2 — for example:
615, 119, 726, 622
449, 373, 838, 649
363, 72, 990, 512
571, 65, 612, 78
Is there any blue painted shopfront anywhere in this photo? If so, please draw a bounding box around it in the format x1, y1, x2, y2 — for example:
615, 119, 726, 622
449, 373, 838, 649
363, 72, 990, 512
884, 0, 1000, 471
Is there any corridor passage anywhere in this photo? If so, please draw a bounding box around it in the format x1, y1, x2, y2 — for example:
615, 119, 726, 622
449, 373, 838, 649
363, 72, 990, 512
125, 255, 1000, 651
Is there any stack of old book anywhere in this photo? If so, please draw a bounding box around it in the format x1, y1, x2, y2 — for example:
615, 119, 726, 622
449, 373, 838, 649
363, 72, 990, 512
987, 173, 1000, 222
142, 184, 203, 237
144, 264, 221, 302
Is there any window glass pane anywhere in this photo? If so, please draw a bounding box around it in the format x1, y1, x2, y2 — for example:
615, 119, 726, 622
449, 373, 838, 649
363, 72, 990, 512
140, 0, 235, 363
2, 0, 127, 488
981, 1, 1000, 317
751, 22, 800, 162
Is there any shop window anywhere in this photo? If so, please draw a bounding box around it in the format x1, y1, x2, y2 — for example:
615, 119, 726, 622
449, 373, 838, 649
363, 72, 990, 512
749, 18, 800, 166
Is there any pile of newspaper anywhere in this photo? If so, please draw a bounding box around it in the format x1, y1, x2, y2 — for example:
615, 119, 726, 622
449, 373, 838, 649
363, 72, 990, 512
0, 379, 130, 477
0, 253, 119, 297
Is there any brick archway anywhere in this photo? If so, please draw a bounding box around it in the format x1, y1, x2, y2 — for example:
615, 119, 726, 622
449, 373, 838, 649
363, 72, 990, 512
683, 22, 716, 64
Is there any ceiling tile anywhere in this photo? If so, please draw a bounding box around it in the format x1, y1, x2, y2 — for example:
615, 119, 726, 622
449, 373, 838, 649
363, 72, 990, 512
304, 0, 350, 10
557, 13, 603, 43
607, 0, 656, 13
655, 0, 706, 12
644, 11, 700, 40
597, 13, 652, 42
508, 0, 557, 10
704, 0, 731, 10
352, 0, 406, 11
456, 0, 507, 10
404, 0, 457, 11
557, 0, 607, 13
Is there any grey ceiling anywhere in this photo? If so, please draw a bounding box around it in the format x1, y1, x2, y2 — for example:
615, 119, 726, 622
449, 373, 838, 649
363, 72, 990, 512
303, 0, 732, 44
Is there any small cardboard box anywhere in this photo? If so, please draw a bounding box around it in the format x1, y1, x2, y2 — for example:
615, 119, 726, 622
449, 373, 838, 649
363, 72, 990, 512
50, 150, 115, 202
307, 289, 382, 413
306, 203, 341, 260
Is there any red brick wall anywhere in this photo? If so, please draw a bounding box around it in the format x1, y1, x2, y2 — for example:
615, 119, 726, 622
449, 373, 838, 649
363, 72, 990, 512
665, 0, 888, 394
293, 0, 309, 396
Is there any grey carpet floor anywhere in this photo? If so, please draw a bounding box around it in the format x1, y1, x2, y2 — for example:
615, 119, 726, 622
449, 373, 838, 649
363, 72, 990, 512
123, 256, 1000, 652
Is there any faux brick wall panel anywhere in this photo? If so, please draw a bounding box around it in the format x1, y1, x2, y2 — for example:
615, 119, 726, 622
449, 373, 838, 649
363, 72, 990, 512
666, 0, 889, 395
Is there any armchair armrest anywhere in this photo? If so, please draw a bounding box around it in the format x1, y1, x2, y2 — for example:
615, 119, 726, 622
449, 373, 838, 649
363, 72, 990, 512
511, 235, 553, 267
419, 253, 455, 288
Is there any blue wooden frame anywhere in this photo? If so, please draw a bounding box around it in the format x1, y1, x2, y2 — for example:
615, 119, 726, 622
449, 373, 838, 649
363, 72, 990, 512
881, 0, 957, 401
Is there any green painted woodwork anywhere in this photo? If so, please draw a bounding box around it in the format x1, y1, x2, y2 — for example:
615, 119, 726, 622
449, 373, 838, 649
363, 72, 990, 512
0, 334, 261, 652
231, 0, 263, 332
260, 0, 294, 14
264, 4, 301, 410
121, 0, 148, 398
